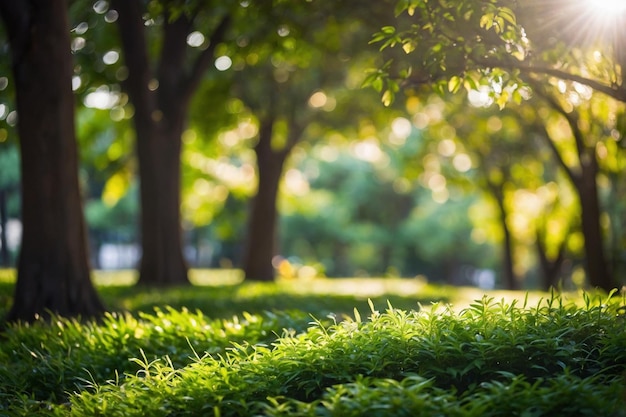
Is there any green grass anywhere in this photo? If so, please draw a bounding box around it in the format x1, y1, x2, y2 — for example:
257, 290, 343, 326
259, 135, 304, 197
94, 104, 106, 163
0, 269, 625, 416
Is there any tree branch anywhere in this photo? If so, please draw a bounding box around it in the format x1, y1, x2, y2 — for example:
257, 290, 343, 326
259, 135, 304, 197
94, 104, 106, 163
527, 92, 582, 187
111, 0, 155, 123
479, 58, 626, 102
532, 82, 589, 163
182, 15, 231, 102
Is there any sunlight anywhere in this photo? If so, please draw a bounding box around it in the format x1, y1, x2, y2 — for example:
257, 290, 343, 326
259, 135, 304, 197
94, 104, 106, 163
528, 0, 626, 54
577, 0, 626, 44
587, 0, 626, 14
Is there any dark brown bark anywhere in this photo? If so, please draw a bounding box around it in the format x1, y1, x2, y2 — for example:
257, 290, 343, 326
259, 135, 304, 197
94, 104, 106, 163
112, 0, 229, 286
116, 0, 187, 285
575, 158, 614, 291
0, 0, 105, 321
134, 117, 189, 286
242, 119, 290, 281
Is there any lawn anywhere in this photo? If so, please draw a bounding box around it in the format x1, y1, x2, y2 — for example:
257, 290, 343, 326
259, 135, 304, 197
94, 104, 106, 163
0, 269, 625, 416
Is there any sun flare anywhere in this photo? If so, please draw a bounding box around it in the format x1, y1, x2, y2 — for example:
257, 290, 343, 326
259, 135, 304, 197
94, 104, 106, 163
566, 0, 626, 46
587, 0, 626, 15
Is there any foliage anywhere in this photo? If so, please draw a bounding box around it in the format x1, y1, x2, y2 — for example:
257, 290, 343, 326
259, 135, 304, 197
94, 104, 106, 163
0, 278, 624, 416
367, 0, 626, 105
365, 1, 626, 289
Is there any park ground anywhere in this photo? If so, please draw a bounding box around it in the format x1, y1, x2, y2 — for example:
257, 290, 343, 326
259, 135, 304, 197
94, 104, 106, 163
0, 269, 625, 416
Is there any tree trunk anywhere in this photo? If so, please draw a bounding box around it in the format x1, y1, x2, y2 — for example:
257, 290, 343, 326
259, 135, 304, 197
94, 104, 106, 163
535, 230, 566, 291
113, 0, 190, 286
498, 203, 518, 290
0, 0, 105, 322
242, 120, 289, 281
135, 120, 189, 286
576, 158, 615, 291
488, 180, 518, 290
112, 1, 230, 286
532, 90, 616, 292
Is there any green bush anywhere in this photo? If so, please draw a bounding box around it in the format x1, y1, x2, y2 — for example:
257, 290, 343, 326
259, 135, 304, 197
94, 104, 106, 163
0, 307, 312, 416
1, 290, 625, 416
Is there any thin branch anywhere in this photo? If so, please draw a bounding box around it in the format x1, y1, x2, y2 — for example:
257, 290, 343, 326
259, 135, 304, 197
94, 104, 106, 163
532, 81, 589, 164
527, 92, 582, 186
479, 58, 626, 102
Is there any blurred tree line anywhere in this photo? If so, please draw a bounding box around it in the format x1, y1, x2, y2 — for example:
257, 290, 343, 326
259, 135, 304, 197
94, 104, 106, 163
0, 0, 624, 321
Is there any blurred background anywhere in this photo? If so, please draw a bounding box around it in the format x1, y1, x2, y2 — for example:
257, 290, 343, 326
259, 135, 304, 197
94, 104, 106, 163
0, 0, 624, 292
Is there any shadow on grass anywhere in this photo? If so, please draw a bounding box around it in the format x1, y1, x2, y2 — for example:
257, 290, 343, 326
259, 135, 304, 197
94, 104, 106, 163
98, 281, 449, 320
0, 269, 452, 320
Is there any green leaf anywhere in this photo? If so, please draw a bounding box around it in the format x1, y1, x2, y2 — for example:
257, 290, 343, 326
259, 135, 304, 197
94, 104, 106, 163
395, 0, 409, 17
434, 80, 447, 95
496, 90, 509, 109
381, 35, 402, 51
494, 16, 505, 33
448, 76, 462, 93
382, 89, 395, 106
372, 76, 384, 92
480, 13, 494, 30
402, 39, 417, 54
388, 78, 400, 93
370, 32, 388, 44
408, 0, 421, 16
498, 7, 516, 25
463, 76, 478, 91
399, 66, 413, 79
362, 72, 383, 91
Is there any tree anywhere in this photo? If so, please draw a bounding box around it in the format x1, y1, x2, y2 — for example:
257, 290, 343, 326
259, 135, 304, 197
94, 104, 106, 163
530, 86, 615, 291
109, 0, 231, 286
369, 0, 624, 291
0, 0, 105, 321
227, 1, 398, 281
396, 93, 546, 289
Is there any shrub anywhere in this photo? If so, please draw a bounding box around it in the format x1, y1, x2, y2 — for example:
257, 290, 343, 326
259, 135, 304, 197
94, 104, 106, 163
61, 294, 626, 417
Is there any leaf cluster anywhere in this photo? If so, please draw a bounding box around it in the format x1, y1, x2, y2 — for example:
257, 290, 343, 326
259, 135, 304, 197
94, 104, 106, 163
366, 0, 528, 105
2, 290, 625, 416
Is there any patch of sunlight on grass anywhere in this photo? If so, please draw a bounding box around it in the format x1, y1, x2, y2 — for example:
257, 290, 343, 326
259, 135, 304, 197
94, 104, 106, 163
446, 286, 560, 312
92, 269, 245, 287
273, 276, 575, 312
92, 269, 138, 286
189, 268, 244, 286
0, 268, 15, 283
1, 268, 586, 312
276, 276, 429, 298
